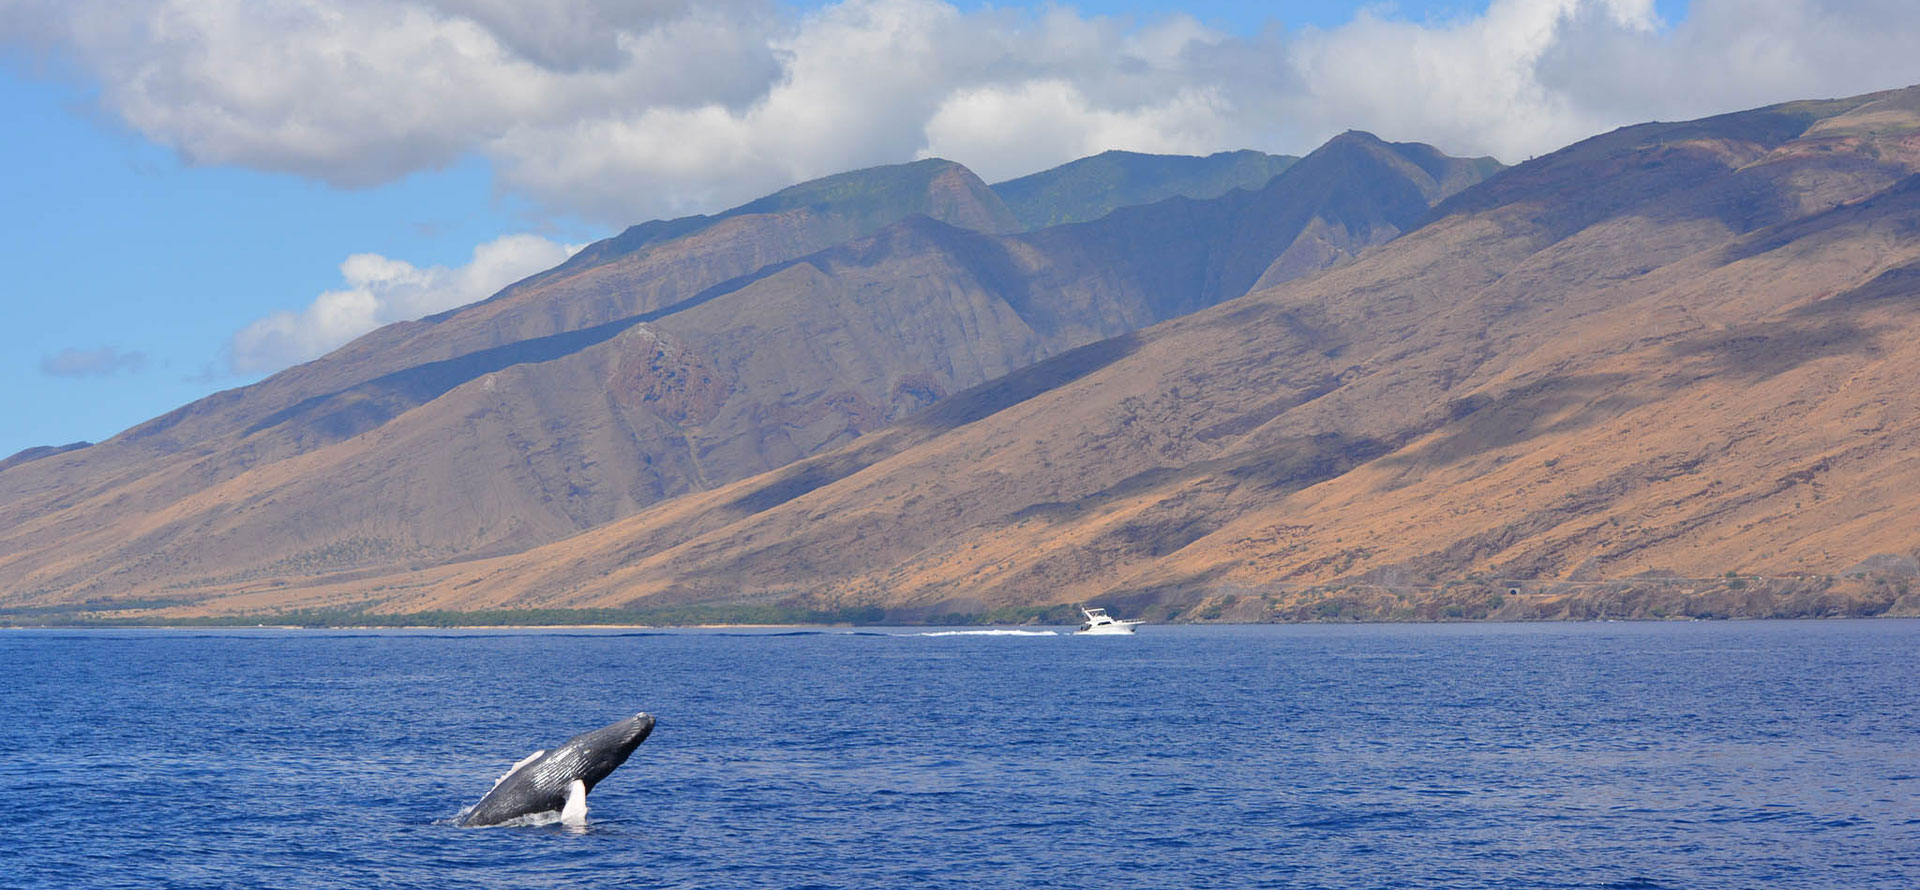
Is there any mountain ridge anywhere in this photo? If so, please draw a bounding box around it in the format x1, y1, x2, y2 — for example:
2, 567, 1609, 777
0, 133, 1500, 610
989, 148, 1299, 230
22, 87, 1920, 624
125, 85, 1920, 624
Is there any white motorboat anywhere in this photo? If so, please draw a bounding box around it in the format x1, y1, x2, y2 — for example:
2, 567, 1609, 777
1074, 605, 1145, 635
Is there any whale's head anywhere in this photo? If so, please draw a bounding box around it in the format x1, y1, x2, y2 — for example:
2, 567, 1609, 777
568, 712, 655, 791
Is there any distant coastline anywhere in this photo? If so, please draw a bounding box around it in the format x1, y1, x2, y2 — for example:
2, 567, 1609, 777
5, 575, 1917, 629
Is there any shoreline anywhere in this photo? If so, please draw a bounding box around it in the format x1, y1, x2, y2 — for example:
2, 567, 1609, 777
7, 614, 1917, 631
8, 574, 1916, 629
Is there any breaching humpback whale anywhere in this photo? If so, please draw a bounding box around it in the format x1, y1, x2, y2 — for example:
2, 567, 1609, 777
459, 713, 655, 827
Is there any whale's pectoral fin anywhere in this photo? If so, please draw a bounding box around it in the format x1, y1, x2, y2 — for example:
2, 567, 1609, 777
560, 778, 589, 827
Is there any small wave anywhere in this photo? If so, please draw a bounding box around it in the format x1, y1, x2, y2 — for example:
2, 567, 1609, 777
902, 629, 1060, 637
700, 630, 833, 637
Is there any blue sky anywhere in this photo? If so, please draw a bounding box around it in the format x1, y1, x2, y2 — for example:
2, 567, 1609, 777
6, 0, 1916, 459
2, 72, 584, 454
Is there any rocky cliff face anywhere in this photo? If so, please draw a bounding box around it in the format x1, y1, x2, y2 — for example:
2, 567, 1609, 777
0, 137, 1495, 609
193, 87, 1920, 623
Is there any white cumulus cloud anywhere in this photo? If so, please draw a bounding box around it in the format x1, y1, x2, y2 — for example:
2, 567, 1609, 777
7, 0, 1920, 222
229, 233, 579, 374
920, 81, 1231, 182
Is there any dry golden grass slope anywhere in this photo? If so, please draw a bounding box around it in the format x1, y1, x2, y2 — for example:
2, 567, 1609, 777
169, 86, 1920, 623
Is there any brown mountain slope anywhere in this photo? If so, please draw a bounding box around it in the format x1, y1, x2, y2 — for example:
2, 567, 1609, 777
176, 86, 1920, 622
0, 160, 1016, 527
0, 136, 1497, 607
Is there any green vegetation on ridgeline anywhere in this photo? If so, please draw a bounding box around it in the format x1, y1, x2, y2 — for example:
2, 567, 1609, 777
991, 149, 1297, 230
728, 158, 988, 232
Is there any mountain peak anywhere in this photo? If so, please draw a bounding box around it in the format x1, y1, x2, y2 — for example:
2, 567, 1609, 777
1258, 129, 1503, 223
729, 157, 1015, 234
990, 148, 1298, 229
1326, 129, 1385, 144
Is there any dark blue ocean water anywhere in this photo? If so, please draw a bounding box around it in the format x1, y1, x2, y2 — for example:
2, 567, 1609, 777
1, 621, 1915, 889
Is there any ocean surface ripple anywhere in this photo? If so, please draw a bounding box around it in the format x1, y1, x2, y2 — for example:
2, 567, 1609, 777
1, 620, 1915, 889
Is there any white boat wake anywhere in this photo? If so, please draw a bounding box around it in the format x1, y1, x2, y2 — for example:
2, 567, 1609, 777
903, 629, 1061, 637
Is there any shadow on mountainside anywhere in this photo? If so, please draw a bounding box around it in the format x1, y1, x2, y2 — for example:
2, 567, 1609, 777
715, 333, 1144, 519
1666, 318, 1880, 381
